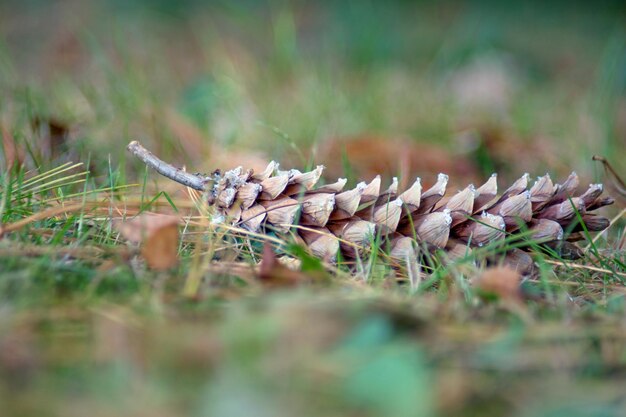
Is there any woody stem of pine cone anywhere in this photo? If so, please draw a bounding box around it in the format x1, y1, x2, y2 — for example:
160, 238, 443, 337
127, 141, 208, 191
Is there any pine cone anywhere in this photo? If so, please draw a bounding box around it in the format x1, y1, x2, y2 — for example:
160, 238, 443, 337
127, 141, 614, 271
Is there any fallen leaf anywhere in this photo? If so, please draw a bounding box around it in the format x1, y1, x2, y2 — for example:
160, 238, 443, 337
116, 214, 180, 271
473, 267, 532, 323
257, 243, 311, 287
473, 266, 523, 304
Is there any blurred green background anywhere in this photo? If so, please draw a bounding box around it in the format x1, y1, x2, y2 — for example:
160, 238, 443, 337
1, 1, 626, 416
1, 0, 625, 181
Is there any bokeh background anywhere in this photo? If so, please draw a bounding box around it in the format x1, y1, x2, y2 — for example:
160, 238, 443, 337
1, 0, 625, 184
1, 1, 626, 417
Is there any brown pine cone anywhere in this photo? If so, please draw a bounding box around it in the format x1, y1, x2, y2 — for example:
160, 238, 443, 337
127, 141, 614, 272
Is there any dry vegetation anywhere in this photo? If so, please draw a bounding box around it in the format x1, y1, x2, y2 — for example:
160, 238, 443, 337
1, 1, 626, 416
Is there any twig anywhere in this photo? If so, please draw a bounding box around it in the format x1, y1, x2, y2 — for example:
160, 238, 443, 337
127, 141, 209, 191
593, 155, 626, 198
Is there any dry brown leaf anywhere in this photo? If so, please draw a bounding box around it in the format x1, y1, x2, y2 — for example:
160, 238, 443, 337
116, 214, 180, 271
257, 243, 310, 287
141, 223, 179, 271
115, 214, 178, 243
473, 266, 523, 304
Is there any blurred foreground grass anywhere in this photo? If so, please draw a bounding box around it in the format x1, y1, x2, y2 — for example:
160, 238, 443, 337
1, 1, 626, 416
